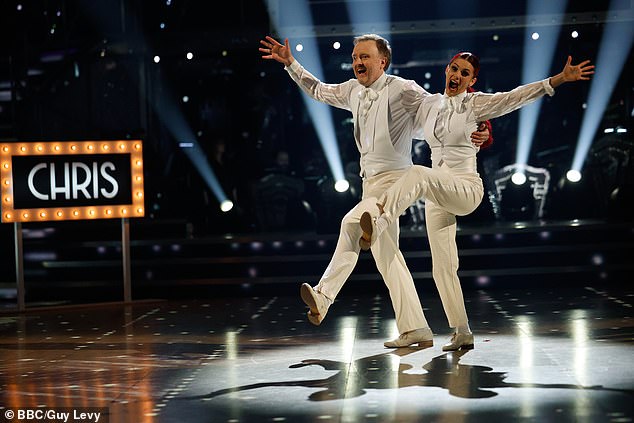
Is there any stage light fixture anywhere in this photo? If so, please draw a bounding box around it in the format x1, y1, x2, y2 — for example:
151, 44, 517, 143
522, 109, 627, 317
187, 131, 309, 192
492, 164, 551, 220
334, 179, 350, 193
571, 30, 579, 38
566, 170, 581, 182
220, 200, 234, 212
476, 276, 491, 287
295, 43, 304, 52
333, 41, 341, 50
511, 172, 527, 185
186, 52, 193, 60
153, 55, 160, 63
531, 32, 540, 40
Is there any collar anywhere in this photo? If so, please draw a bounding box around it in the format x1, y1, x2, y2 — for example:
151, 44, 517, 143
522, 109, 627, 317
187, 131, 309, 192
442, 90, 469, 113
367, 72, 388, 92
443, 90, 468, 103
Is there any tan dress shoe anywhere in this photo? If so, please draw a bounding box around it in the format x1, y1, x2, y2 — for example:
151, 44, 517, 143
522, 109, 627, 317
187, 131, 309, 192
300, 283, 330, 326
442, 332, 474, 351
384, 328, 434, 348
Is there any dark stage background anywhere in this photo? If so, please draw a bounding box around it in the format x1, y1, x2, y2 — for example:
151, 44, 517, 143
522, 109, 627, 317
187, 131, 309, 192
0, 0, 632, 307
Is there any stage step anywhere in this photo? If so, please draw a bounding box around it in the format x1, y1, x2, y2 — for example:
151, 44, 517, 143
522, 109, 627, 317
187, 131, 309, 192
0, 218, 632, 304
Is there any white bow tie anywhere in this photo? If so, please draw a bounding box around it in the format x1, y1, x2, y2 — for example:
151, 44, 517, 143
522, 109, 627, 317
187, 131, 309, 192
359, 87, 379, 102
359, 88, 379, 121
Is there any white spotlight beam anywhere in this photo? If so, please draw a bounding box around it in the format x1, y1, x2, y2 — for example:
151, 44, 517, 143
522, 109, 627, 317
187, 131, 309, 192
156, 96, 233, 208
79, 2, 230, 207
179, 142, 228, 203
515, 0, 568, 168
301, 96, 346, 182
345, 0, 391, 40
265, 0, 346, 184
571, 11, 634, 171
154, 86, 230, 205
146, 51, 233, 203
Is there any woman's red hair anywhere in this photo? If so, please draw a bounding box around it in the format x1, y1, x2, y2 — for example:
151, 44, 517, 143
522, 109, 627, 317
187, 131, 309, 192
450, 52, 480, 76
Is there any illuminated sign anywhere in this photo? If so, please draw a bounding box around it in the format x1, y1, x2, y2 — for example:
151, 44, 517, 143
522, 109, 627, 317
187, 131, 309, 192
1, 140, 145, 222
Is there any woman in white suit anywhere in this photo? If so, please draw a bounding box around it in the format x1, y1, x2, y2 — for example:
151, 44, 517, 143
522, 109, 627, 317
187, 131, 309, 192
359, 52, 594, 351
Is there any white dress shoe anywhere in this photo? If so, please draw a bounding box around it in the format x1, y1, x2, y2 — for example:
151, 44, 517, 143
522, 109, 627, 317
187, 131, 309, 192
442, 332, 474, 351
300, 283, 330, 326
384, 327, 434, 348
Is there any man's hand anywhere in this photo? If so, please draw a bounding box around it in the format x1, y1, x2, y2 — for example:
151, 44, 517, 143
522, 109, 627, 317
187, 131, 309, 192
471, 122, 491, 148
259, 36, 294, 67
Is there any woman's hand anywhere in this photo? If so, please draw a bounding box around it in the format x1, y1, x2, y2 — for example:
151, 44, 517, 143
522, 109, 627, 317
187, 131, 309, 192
561, 56, 595, 82
550, 56, 594, 88
259, 36, 294, 67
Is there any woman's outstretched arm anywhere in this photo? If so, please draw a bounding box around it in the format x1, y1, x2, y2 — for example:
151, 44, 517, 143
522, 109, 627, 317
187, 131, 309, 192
472, 56, 593, 122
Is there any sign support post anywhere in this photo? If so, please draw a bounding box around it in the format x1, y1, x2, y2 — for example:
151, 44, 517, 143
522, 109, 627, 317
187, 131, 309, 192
14, 222, 25, 311
122, 217, 131, 303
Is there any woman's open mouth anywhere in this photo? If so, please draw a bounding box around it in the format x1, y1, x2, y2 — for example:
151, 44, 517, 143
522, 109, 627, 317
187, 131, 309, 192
448, 80, 459, 89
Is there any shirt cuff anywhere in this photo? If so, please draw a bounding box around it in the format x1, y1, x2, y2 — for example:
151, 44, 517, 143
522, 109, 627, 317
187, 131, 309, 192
285, 60, 301, 73
541, 78, 555, 96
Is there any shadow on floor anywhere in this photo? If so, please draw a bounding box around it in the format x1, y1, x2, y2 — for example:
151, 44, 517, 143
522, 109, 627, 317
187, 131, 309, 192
186, 347, 633, 401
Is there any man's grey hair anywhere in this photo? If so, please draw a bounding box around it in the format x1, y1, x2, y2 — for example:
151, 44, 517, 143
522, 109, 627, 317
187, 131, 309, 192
353, 34, 392, 70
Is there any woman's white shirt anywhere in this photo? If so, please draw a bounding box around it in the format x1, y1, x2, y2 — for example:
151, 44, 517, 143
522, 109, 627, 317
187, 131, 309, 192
405, 79, 555, 174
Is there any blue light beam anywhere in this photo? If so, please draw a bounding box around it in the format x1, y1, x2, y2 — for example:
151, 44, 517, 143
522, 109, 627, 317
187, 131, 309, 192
345, 0, 391, 43
152, 82, 230, 206
179, 142, 228, 205
571, 19, 634, 171
515, 0, 568, 168
80, 2, 229, 207
265, 0, 346, 184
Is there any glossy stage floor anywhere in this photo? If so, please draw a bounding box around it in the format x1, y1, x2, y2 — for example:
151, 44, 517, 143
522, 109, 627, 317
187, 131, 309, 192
0, 282, 632, 423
